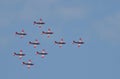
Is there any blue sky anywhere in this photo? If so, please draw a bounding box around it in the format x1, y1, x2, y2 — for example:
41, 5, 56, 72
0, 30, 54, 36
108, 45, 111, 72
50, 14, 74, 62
0, 0, 120, 79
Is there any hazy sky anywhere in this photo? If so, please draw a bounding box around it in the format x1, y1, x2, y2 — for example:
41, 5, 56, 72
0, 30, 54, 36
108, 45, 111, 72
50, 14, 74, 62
0, 0, 120, 79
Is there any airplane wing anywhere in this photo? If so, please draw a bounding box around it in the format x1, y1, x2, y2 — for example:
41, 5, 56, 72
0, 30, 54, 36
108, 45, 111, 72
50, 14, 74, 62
27, 65, 31, 69
47, 34, 50, 38
42, 50, 45, 58
42, 49, 45, 53
28, 60, 32, 64
28, 60, 32, 69
21, 29, 24, 33
19, 56, 22, 59
40, 18, 42, 21
48, 28, 51, 32
19, 50, 23, 59
41, 49, 47, 58
34, 45, 37, 48
78, 44, 80, 47
20, 35, 24, 38
59, 44, 62, 48
60, 38, 64, 42
47, 29, 51, 38
35, 39, 39, 43
34, 40, 38, 48
19, 50, 23, 54
41, 55, 45, 58
20, 30, 25, 38
79, 38, 83, 42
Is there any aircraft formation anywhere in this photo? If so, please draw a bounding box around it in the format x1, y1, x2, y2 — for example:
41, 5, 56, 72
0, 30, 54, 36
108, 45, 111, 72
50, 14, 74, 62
13, 18, 84, 69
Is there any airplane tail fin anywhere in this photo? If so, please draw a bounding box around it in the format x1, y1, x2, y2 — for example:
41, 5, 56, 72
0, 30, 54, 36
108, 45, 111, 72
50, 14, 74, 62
41, 31, 45, 35
36, 51, 39, 55
29, 41, 31, 44
54, 41, 57, 44
13, 52, 16, 56
42, 31, 45, 34
22, 62, 25, 64
33, 21, 36, 25
72, 41, 75, 44
15, 32, 18, 34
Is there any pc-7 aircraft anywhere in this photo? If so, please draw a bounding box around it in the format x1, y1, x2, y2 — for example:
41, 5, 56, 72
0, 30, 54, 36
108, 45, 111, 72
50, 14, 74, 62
72, 38, 84, 47
34, 18, 45, 28
41, 28, 54, 38
13, 50, 26, 59
15, 29, 27, 38
22, 60, 34, 69
29, 39, 40, 48
36, 49, 48, 58
55, 38, 66, 48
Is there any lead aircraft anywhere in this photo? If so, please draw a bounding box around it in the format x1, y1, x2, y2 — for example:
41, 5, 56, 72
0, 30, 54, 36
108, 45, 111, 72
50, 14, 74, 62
34, 18, 45, 28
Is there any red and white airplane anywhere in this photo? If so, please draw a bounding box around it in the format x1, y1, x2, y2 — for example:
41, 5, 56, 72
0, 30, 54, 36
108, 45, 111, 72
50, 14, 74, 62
13, 50, 26, 59
36, 49, 48, 58
54, 38, 66, 48
15, 29, 27, 38
41, 28, 54, 38
72, 38, 84, 47
34, 18, 45, 28
22, 60, 34, 69
29, 39, 40, 48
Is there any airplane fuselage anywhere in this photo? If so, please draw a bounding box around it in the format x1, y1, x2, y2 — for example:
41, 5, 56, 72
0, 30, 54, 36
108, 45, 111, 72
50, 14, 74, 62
16, 32, 27, 35
14, 53, 25, 56
55, 41, 66, 44
37, 52, 48, 55
34, 21, 45, 25
73, 41, 84, 44
29, 42, 40, 45
23, 62, 34, 65
42, 31, 53, 34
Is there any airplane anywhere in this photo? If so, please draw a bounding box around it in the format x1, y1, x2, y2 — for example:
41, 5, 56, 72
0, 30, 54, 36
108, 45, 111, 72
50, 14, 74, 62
13, 50, 26, 59
22, 60, 34, 69
29, 39, 40, 48
54, 38, 66, 48
41, 28, 54, 38
72, 38, 84, 47
36, 49, 48, 58
15, 29, 27, 38
33, 18, 45, 28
